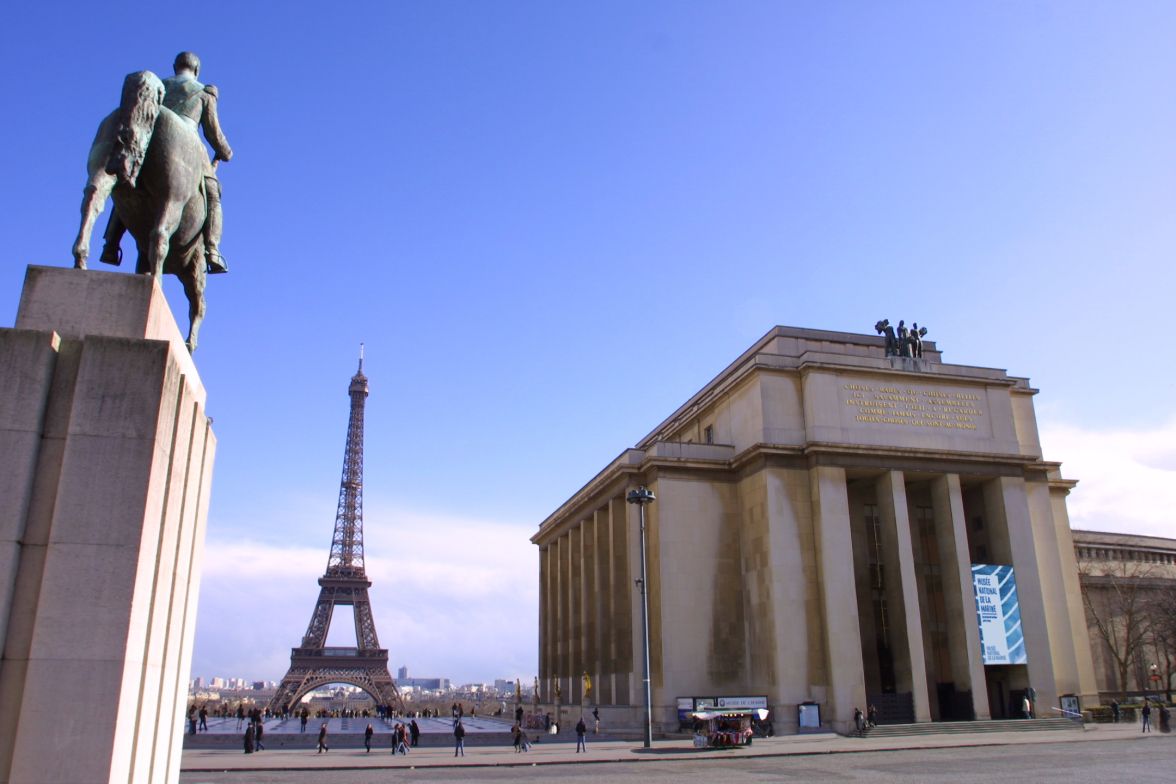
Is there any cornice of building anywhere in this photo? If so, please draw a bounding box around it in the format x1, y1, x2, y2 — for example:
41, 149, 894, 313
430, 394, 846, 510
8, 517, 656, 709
1072, 529, 1176, 550
634, 326, 1034, 450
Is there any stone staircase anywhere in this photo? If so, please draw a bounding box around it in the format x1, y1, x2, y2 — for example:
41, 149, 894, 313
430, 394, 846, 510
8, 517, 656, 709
860, 718, 1080, 738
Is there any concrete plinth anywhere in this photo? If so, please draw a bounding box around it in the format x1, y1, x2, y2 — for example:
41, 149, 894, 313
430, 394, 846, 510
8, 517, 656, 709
0, 266, 216, 784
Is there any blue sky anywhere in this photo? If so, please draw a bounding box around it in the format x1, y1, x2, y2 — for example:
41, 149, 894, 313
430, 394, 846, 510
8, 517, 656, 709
3, 2, 1174, 684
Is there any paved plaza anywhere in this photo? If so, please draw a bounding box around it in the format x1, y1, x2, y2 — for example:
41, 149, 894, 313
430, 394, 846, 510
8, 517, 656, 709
180, 723, 1174, 782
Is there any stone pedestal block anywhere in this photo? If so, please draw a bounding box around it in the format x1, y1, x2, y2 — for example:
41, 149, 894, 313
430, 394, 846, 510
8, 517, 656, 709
0, 266, 215, 784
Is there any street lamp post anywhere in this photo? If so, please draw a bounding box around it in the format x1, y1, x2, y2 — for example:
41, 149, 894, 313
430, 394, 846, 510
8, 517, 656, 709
627, 485, 655, 749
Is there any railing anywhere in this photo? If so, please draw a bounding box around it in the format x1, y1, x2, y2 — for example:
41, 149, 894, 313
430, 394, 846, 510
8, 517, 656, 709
293, 647, 387, 658
1048, 706, 1083, 722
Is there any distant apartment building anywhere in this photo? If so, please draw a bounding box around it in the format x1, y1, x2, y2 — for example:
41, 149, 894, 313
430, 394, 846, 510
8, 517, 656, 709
393, 667, 450, 691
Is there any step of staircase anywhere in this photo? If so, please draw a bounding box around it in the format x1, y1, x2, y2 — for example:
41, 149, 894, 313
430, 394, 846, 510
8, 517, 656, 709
860, 718, 1080, 738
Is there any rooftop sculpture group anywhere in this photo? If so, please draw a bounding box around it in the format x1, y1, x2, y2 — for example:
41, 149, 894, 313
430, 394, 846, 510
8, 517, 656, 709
71, 52, 234, 352
874, 318, 927, 358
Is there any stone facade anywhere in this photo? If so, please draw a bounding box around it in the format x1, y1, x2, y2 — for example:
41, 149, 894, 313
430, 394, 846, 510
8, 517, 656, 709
1073, 529, 1176, 700
532, 326, 1097, 733
0, 267, 215, 784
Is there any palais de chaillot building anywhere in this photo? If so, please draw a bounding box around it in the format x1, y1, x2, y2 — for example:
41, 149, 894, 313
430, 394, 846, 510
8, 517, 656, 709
532, 326, 1097, 733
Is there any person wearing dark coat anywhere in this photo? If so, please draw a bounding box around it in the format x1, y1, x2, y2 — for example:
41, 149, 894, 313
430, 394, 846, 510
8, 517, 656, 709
317, 723, 329, 753
454, 720, 466, 757
364, 723, 373, 752
575, 717, 587, 752
243, 723, 254, 754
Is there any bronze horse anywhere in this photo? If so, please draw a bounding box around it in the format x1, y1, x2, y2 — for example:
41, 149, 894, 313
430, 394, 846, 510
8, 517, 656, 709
72, 70, 209, 352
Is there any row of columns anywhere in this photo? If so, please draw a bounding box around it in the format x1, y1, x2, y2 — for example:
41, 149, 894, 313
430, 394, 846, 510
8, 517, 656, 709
539, 465, 1085, 730
813, 467, 1040, 726
538, 495, 635, 707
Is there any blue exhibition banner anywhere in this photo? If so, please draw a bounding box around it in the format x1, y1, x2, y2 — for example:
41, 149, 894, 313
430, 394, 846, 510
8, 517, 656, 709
971, 564, 1027, 665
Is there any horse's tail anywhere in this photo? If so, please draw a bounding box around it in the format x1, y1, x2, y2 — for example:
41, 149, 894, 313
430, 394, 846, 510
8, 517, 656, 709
105, 71, 165, 188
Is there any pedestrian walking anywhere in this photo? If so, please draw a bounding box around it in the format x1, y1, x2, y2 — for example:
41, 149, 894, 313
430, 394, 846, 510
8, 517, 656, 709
236, 704, 245, 730
1022, 695, 1032, 719
254, 720, 264, 751
1141, 701, 1152, 732
198, 705, 208, 732
317, 723, 329, 753
410, 718, 420, 747
867, 704, 878, 728
593, 706, 601, 734
854, 707, 865, 736
187, 705, 197, 735
576, 717, 587, 752
1110, 699, 1120, 723
454, 719, 466, 757
300, 708, 308, 733
512, 722, 523, 752
364, 723, 373, 752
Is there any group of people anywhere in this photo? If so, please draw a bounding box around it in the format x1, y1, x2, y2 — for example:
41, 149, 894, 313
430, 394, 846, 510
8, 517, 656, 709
241, 710, 266, 754
185, 704, 209, 735
510, 722, 533, 752
852, 705, 879, 736
375, 720, 420, 753
1108, 698, 1170, 732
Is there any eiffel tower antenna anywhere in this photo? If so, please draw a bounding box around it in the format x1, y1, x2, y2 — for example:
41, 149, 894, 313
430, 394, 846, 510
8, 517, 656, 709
269, 352, 402, 714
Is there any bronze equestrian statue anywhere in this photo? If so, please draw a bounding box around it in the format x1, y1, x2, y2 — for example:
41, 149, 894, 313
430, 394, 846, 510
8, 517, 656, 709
71, 52, 234, 352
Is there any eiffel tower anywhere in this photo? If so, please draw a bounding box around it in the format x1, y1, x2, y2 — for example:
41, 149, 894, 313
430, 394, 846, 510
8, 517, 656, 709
268, 348, 403, 714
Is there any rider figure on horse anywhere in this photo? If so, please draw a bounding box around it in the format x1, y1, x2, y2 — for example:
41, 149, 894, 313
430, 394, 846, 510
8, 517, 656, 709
99, 51, 233, 273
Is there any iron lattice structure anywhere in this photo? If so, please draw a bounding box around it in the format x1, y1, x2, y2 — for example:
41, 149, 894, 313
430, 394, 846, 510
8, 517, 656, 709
269, 351, 403, 714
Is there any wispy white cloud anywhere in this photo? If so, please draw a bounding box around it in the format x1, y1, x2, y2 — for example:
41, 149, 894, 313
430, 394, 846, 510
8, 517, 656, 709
1039, 416, 1176, 539
191, 501, 538, 685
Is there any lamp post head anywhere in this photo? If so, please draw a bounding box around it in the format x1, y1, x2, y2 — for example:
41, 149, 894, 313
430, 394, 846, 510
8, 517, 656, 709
627, 486, 655, 505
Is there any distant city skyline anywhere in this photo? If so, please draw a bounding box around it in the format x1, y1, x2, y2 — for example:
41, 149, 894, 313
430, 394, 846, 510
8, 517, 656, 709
5, 3, 1175, 686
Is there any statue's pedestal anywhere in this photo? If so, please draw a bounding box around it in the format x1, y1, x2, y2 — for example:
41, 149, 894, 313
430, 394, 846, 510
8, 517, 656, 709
0, 266, 215, 784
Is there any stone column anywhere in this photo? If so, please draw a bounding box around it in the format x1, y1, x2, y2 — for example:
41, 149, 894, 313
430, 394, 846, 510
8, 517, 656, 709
0, 267, 215, 784
810, 465, 866, 731
930, 474, 990, 720
625, 487, 646, 710
1024, 479, 1083, 700
594, 504, 612, 705
611, 495, 633, 706
985, 477, 1058, 710
583, 513, 599, 709
874, 471, 931, 722
555, 533, 568, 703
538, 545, 549, 702
1045, 477, 1099, 702
570, 523, 583, 704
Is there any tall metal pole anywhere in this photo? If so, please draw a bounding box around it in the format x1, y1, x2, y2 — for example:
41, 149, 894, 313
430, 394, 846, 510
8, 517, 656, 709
627, 486, 655, 749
